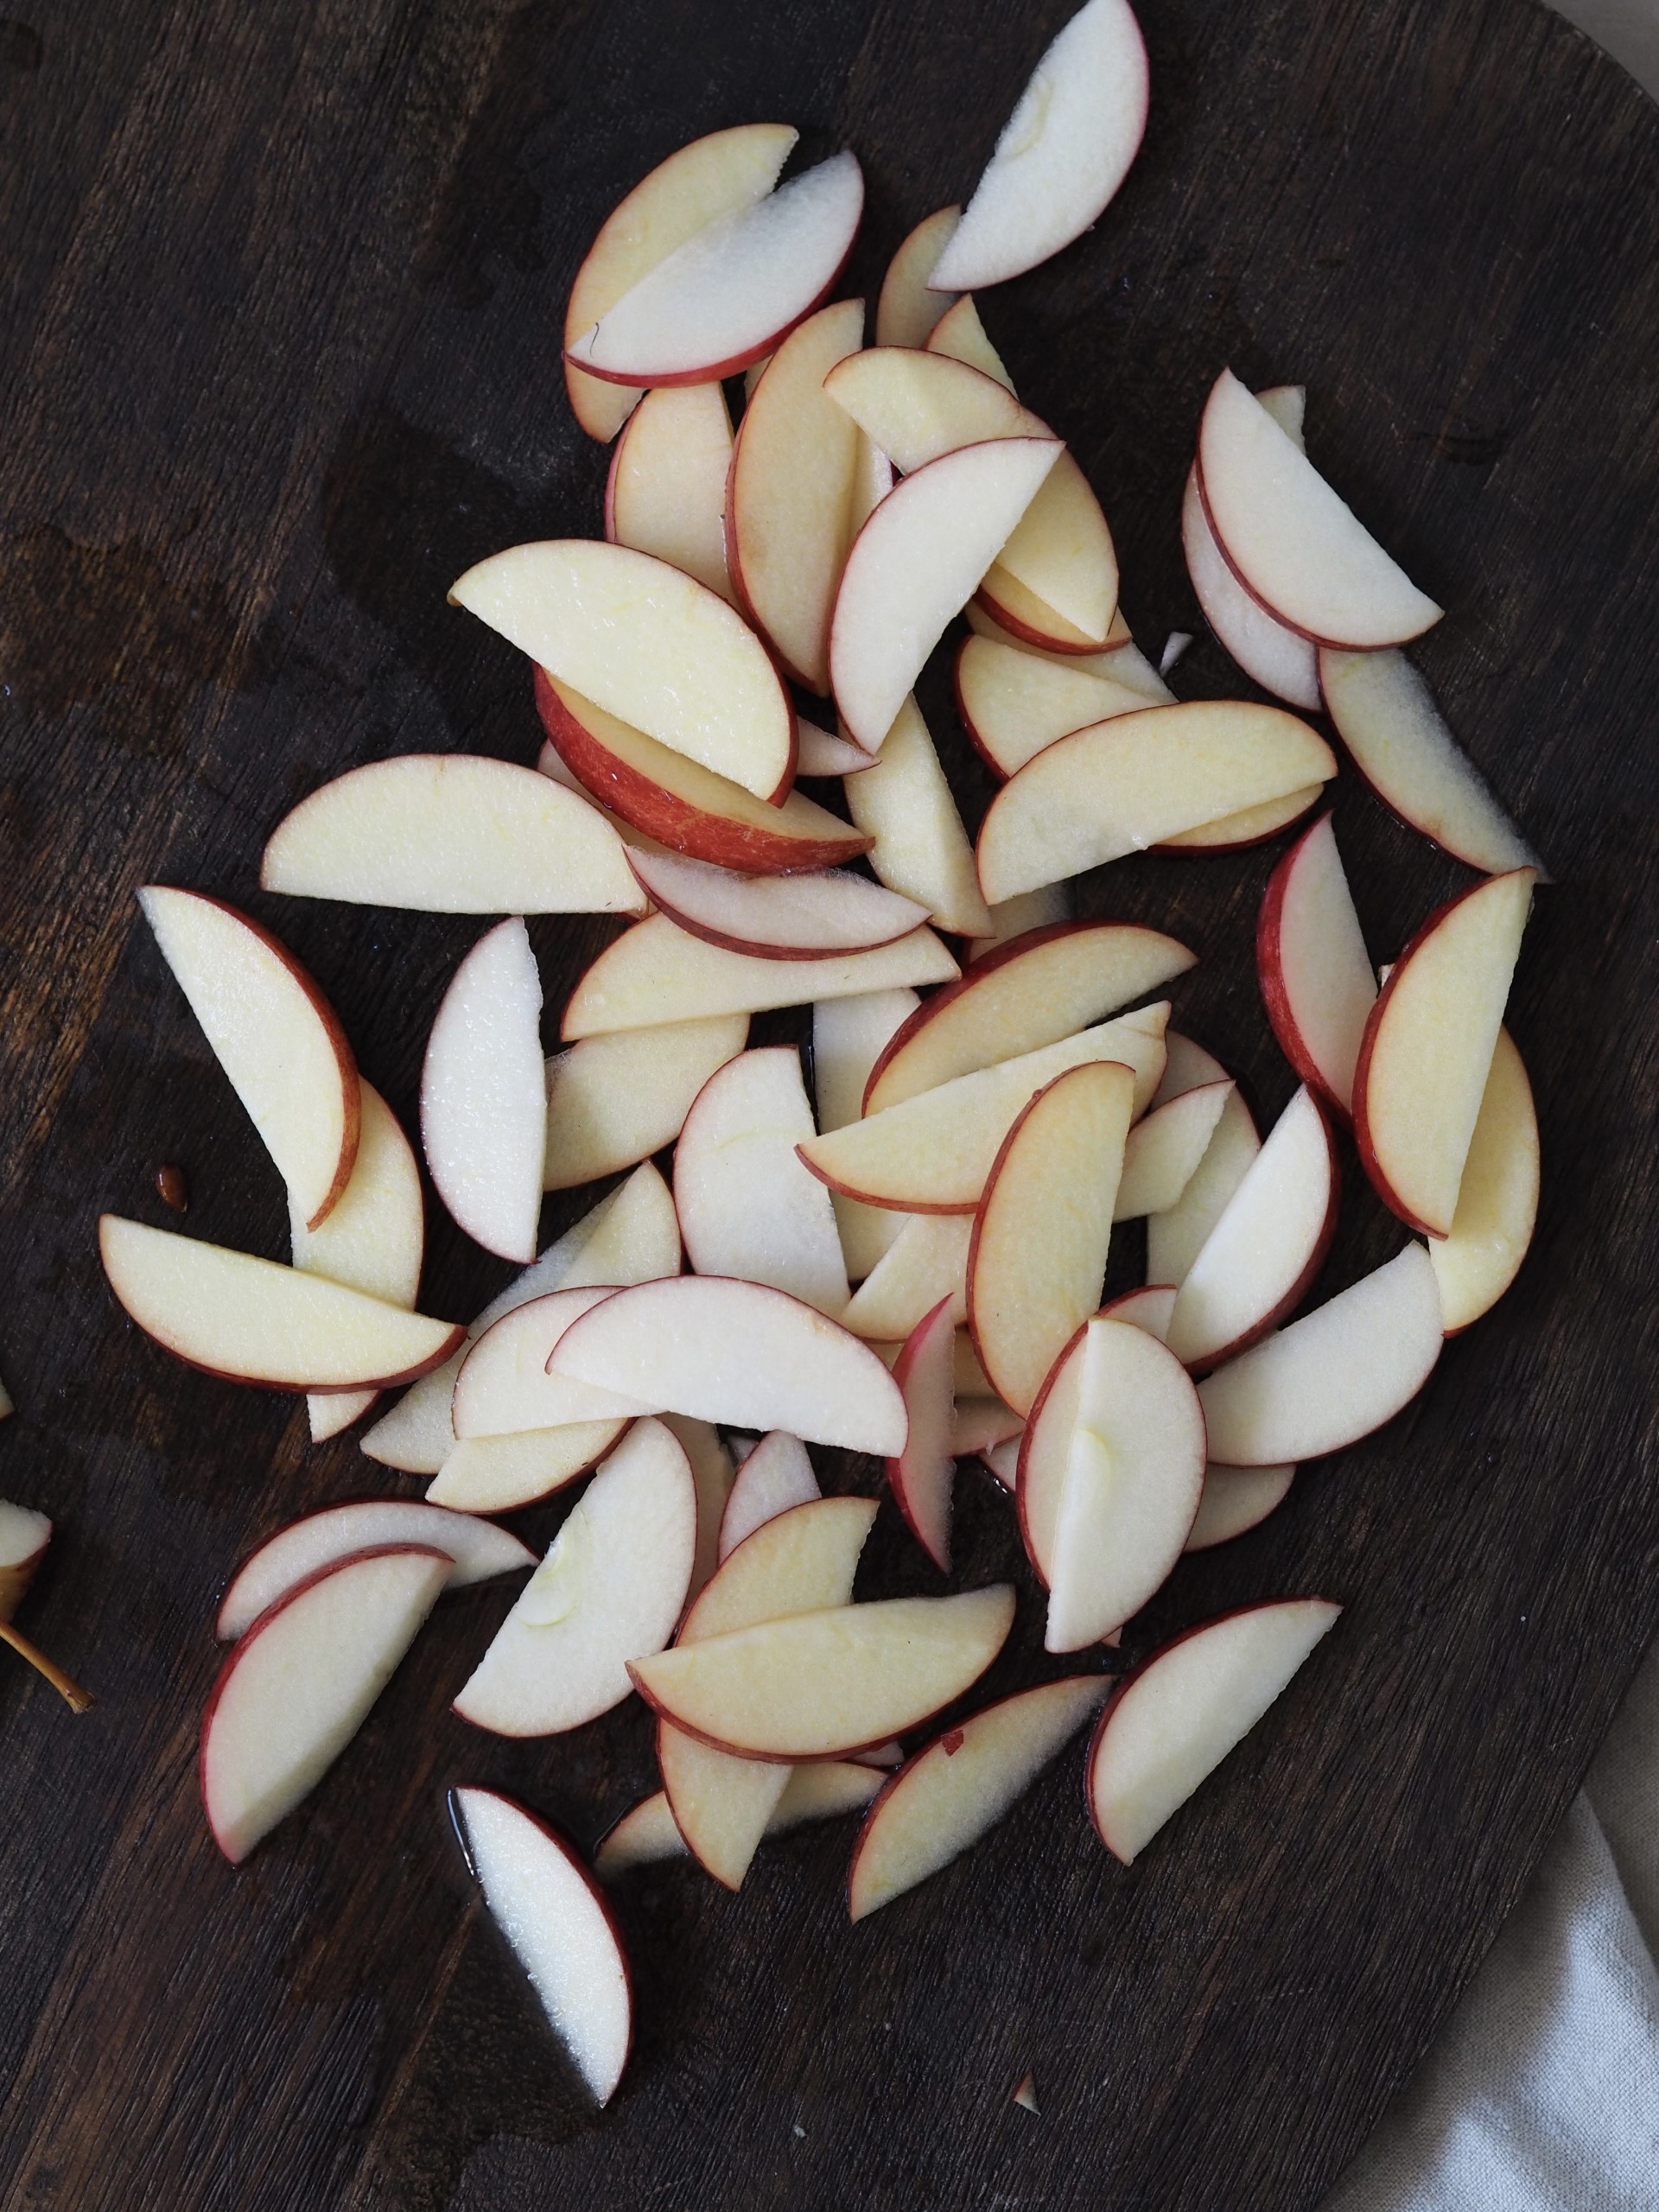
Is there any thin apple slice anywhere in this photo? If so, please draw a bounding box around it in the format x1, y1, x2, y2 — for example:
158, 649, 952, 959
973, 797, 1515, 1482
830, 437, 1064, 750
201, 1545, 450, 1862
562, 914, 957, 1039
718, 1431, 820, 1562
422, 917, 546, 1263
598, 1763, 883, 1876
1198, 370, 1442, 648
453, 1420, 696, 1736
1113, 1081, 1234, 1222
1087, 1599, 1341, 1862
812, 988, 920, 1282
848, 1675, 1106, 1919
842, 694, 992, 938
799, 1004, 1169, 1214
926, 295, 1014, 388
673, 1047, 850, 1316
452, 542, 793, 804
887, 1297, 960, 1570
428, 1425, 626, 1515
535, 673, 870, 873
550, 1275, 907, 1454
566, 151, 863, 388
626, 849, 926, 959
595, 1789, 688, 1873
969, 1063, 1133, 1415
260, 754, 645, 916
1154, 785, 1323, 855
976, 566, 1120, 656
954, 635, 1154, 779
1147, 1072, 1262, 1290
1198, 1243, 1443, 1465
605, 382, 734, 601
1152, 1032, 1227, 1103
1015, 1320, 1085, 1586
1319, 646, 1547, 875
138, 887, 359, 1230
630, 1585, 1015, 1758
968, 887, 1070, 958
727, 299, 865, 693
1429, 1027, 1539, 1332
99, 1217, 461, 1390
872, 1328, 994, 1402
1166, 1086, 1338, 1372
1354, 868, 1536, 1236
976, 701, 1338, 902
1100, 1283, 1178, 1336
982, 1436, 1021, 1490
927, 0, 1149, 290
661, 1414, 734, 1604
841, 1214, 972, 1340
453, 1287, 649, 1437
217, 1501, 533, 1639
564, 123, 798, 441
451, 1787, 632, 2107
951, 1398, 1022, 1455
1256, 812, 1376, 1120
876, 207, 962, 347
543, 1012, 748, 1191
797, 719, 879, 777
1184, 1465, 1296, 1553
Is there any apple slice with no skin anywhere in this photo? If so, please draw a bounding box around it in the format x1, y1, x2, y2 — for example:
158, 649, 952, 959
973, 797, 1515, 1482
564, 123, 798, 441
549, 1275, 908, 1454
0, 1503, 93, 1713
951, 1398, 1023, 1455
848, 1675, 1107, 1919
543, 1013, 748, 1191
565, 150, 863, 389
1354, 868, 1536, 1236
1198, 1243, 1443, 1465
876, 207, 962, 346
216, 1502, 533, 1639
842, 1214, 972, 1341
843, 694, 993, 939
1256, 812, 1377, 1121
1429, 1027, 1539, 1332
1087, 1598, 1342, 1862
927, 0, 1149, 291
139, 887, 359, 1230
887, 1297, 960, 1570
1198, 370, 1442, 649
954, 635, 1155, 779
422, 917, 546, 1264
969, 888, 1071, 957
673, 1047, 850, 1316
812, 988, 920, 1284
1113, 1081, 1235, 1222
201, 1544, 451, 1861
626, 849, 927, 960
452, 541, 794, 804
1184, 1465, 1296, 1553
1146, 1043, 1262, 1288
926, 295, 1014, 388
597, 1764, 883, 1876
796, 719, 879, 777
452, 1287, 648, 1438
451, 1788, 633, 2107
718, 1431, 820, 1562
605, 381, 735, 601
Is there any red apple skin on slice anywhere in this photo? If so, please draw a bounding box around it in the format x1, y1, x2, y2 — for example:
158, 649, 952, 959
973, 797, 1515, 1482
216, 1501, 533, 1639
887, 1296, 960, 1572
1152, 785, 1325, 857
604, 382, 735, 603
1183, 1465, 1296, 1553
1256, 811, 1377, 1122
624, 848, 926, 960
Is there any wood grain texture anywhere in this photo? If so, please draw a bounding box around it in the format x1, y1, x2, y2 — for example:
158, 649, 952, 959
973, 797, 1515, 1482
2, 0, 1656, 2207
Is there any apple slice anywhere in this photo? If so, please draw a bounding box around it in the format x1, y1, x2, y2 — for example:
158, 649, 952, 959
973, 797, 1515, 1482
1154, 785, 1324, 854
450, 1787, 632, 2107
630, 1585, 1015, 1759
1152, 1032, 1229, 1103
1198, 371, 1442, 648
217, 1502, 532, 1639
1113, 1082, 1235, 1223
977, 567, 1123, 656
969, 1063, 1133, 1415
605, 381, 734, 601
565, 151, 863, 388
1016, 1321, 1086, 1585
673, 1047, 850, 1315
727, 298, 865, 693
830, 437, 1064, 750
595, 1789, 689, 1873
796, 719, 879, 778
799, 1004, 1169, 1214
259, 755, 645, 917
564, 123, 798, 441
951, 1398, 1023, 1455
597, 1763, 883, 1876
1354, 868, 1536, 1236
842, 1214, 972, 1341
453, 1287, 648, 1437
550, 1275, 907, 1453
0, 1503, 92, 1713
926, 295, 1014, 389
428, 1426, 625, 1515
453, 1420, 696, 1736
887, 1297, 960, 1570
1184, 1465, 1296, 1553
452, 542, 794, 804
421, 917, 546, 1263
1087, 1599, 1341, 1862
961, 594, 1154, 682
535, 672, 870, 873
842, 694, 992, 938
1198, 1243, 1443, 1465
976, 701, 1338, 902
954, 635, 1155, 779
847, 1675, 1106, 1919
138, 887, 359, 1230
1147, 1070, 1262, 1290
1256, 812, 1376, 1121
562, 914, 957, 1038
1429, 1027, 1539, 1332
201, 1544, 450, 1861
543, 1012, 748, 1190
968, 887, 1069, 957
812, 988, 920, 1283
876, 207, 962, 347
657, 1414, 733, 1605
1165, 1086, 1339, 1372
927, 0, 1149, 290
1319, 646, 1547, 876
625, 849, 926, 959
718, 1431, 820, 1561
1100, 1283, 1178, 1336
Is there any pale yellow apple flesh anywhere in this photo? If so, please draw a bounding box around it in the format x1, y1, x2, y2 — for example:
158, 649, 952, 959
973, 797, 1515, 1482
596, 1763, 882, 1877
606, 381, 735, 602
453, 1287, 650, 1438
926, 295, 1014, 389
543, 1014, 748, 1191
842, 1214, 972, 1340
874, 205, 961, 347
842, 694, 992, 938
954, 635, 1157, 778
426, 1424, 626, 1515
1183, 1465, 1296, 1553
1428, 1027, 1539, 1332
887, 1296, 960, 1569
1147, 1084, 1262, 1290
1112, 1080, 1234, 1221
810, 988, 920, 1283
0, 1502, 92, 1713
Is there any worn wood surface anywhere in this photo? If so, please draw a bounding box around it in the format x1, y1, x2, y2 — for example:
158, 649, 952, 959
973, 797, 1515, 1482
2, 0, 1657, 2205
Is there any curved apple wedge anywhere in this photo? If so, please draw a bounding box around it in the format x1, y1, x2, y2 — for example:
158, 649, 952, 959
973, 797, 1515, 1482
1113, 1080, 1234, 1222
925, 294, 1014, 388
1181, 463, 1320, 709
1428, 1027, 1539, 1333
1147, 1080, 1262, 1291
842, 695, 992, 940
813, 988, 922, 1284
717, 1431, 820, 1562
420, 917, 546, 1264
842, 1214, 972, 1342
201, 1544, 451, 1863
605, 381, 734, 602
543, 1013, 748, 1192
1256, 813, 1376, 1121
216, 1502, 533, 1639
597, 1764, 883, 1878
451, 1788, 632, 2107
428, 1427, 625, 1515
1183, 1465, 1296, 1553
1086, 1598, 1342, 1863
627, 849, 926, 960
453, 1419, 697, 1738
629, 1585, 1016, 1760
954, 635, 1154, 779
1197, 1243, 1443, 1465
453, 1287, 647, 1438
848, 1675, 1107, 1920
887, 1297, 960, 1571
875, 206, 961, 347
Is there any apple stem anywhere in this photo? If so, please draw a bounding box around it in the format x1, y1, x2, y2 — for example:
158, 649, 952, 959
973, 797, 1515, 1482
0, 1620, 94, 1713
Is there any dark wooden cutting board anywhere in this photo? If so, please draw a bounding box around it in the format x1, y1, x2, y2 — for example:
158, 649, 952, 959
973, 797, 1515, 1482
3, 0, 1657, 2206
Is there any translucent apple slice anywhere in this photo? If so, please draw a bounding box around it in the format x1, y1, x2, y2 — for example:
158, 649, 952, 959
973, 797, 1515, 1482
1087, 1599, 1342, 1862
421, 917, 546, 1263
811, 988, 920, 1284
717, 1431, 819, 1562
1113, 1080, 1235, 1221
843, 694, 992, 938
1183, 1465, 1296, 1553
953, 635, 1155, 779
451, 1787, 632, 2107
626, 849, 926, 959
1429, 1027, 1539, 1332
605, 382, 734, 601
841, 1215, 972, 1340
875, 206, 962, 347
453, 1287, 649, 1438
216, 1502, 533, 1638
543, 1012, 748, 1190
1256, 812, 1376, 1121
847, 1675, 1107, 1918
926, 294, 1015, 388
887, 1297, 960, 1570
138, 887, 359, 1230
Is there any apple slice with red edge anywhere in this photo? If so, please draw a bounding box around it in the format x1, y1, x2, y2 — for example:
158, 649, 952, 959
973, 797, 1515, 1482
876, 207, 961, 346
969, 888, 1071, 958
847, 1675, 1107, 1919
450, 1786, 632, 2107
429, 1427, 626, 1516
0, 1503, 92, 1713
926, 295, 1014, 388
661, 1414, 733, 1605
843, 694, 993, 938
605, 382, 734, 601
717, 1431, 819, 1562
811, 988, 920, 1283
453, 1287, 646, 1438
1184, 1465, 1296, 1552
1429, 1026, 1539, 1332
1256, 812, 1376, 1121
216, 1500, 534, 1639
1155, 785, 1324, 855
963, 595, 1155, 683
201, 1544, 450, 1863
954, 634, 1154, 779
976, 568, 1123, 657
842, 1214, 971, 1340
1146, 1053, 1262, 1290
1113, 1080, 1235, 1221
422, 917, 546, 1263
597, 1763, 883, 1877
887, 1297, 960, 1571
543, 1013, 748, 1191
625, 848, 926, 960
